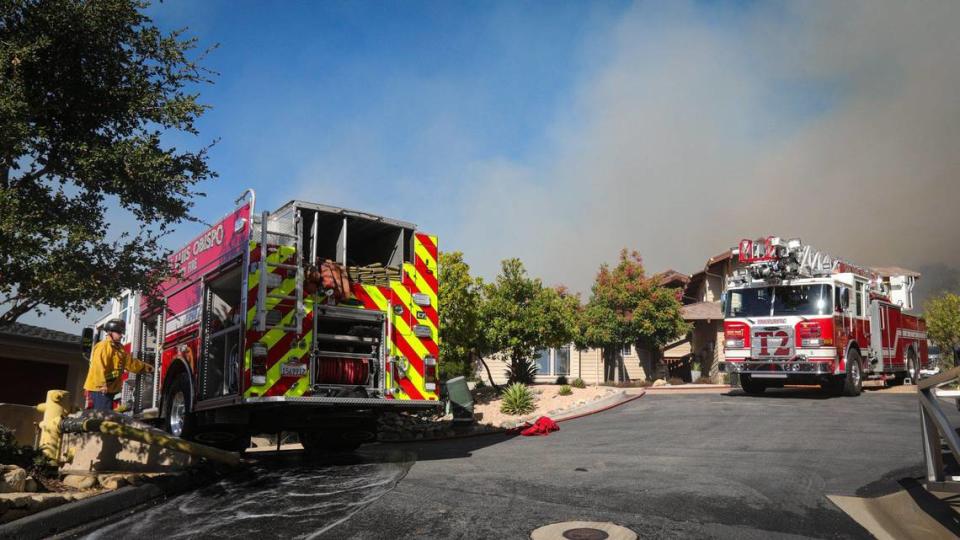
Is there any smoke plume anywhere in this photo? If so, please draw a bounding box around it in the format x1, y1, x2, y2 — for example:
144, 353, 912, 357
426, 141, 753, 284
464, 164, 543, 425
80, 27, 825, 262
451, 1, 960, 296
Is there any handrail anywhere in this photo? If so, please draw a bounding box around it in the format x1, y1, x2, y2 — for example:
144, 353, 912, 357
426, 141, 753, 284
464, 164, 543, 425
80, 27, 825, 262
917, 365, 960, 492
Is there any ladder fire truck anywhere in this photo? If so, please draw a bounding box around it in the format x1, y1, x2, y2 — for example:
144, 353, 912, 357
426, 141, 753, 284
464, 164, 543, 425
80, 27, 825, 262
719, 236, 927, 396
91, 190, 442, 451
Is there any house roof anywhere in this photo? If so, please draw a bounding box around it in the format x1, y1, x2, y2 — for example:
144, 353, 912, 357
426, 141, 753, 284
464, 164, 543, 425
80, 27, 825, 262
655, 269, 690, 288
706, 249, 734, 267
871, 266, 922, 278
680, 301, 723, 321
0, 322, 81, 346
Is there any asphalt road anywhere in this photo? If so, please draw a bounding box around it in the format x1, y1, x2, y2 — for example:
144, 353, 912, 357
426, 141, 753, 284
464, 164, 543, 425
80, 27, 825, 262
79, 389, 935, 539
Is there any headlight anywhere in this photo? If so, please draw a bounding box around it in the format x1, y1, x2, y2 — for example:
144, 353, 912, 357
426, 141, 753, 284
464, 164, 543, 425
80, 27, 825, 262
725, 339, 744, 348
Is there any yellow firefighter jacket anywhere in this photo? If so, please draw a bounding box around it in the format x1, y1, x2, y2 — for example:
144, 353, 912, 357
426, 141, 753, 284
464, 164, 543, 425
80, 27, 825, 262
83, 338, 151, 393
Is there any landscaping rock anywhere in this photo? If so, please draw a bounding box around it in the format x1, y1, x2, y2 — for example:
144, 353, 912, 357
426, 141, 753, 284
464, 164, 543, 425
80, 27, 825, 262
63, 474, 98, 490
98, 474, 129, 490
500, 421, 516, 429
23, 477, 38, 493
0, 465, 27, 493
653, 379, 668, 387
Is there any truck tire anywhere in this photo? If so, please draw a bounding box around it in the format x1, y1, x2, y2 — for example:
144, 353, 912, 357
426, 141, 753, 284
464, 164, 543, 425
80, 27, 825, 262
163, 372, 195, 438
906, 349, 919, 384
740, 374, 766, 395
843, 349, 863, 397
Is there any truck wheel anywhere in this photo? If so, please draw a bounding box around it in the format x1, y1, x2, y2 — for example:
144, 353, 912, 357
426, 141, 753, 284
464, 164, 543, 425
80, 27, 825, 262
163, 372, 195, 438
740, 375, 766, 395
843, 349, 863, 397
906, 349, 919, 384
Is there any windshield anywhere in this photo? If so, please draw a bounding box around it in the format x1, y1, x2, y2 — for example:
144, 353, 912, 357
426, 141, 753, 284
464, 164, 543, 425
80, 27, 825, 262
725, 284, 832, 317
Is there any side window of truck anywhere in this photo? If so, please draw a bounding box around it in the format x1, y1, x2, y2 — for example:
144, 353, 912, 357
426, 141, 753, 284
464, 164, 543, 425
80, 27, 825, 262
855, 281, 864, 317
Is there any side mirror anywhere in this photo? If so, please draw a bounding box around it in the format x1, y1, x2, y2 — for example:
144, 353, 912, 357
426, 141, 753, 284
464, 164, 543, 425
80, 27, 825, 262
81, 327, 95, 358
720, 295, 727, 315
839, 288, 850, 311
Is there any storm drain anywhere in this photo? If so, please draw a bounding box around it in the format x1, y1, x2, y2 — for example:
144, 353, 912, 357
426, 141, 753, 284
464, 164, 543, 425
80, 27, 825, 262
531, 521, 637, 540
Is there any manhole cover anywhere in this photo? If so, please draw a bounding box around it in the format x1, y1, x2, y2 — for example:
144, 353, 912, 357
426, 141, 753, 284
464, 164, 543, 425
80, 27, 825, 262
563, 527, 609, 540
531, 521, 636, 540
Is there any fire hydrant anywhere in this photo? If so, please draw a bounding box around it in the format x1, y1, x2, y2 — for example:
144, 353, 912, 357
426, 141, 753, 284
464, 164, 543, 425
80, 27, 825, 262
36, 390, 73, 464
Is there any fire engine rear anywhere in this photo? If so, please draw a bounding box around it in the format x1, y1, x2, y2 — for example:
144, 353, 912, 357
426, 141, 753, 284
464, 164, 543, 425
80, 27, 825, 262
104, 190, 441, 452
719, 237, 927, 396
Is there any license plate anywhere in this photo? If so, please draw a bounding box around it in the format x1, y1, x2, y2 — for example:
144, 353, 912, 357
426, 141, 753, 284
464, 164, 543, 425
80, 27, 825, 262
280, 362, 307, 377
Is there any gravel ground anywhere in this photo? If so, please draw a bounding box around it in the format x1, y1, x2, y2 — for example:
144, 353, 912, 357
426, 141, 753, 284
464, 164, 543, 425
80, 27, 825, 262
472, 384, 616, 427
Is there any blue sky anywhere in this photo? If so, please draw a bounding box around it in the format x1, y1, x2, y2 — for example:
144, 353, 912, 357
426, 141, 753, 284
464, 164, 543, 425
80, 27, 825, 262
20, 0, 960, 332
147, 0, 628, 235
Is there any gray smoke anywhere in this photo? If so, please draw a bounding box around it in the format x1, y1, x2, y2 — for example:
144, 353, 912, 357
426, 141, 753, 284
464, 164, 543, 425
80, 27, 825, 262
451, 1, 960, 294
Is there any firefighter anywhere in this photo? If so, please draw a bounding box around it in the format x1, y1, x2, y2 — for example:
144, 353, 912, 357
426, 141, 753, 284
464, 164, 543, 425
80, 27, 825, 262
83, 318, 154, 411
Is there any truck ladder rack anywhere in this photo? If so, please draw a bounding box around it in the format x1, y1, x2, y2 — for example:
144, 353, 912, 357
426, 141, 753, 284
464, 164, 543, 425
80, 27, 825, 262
254, 210, 305, 335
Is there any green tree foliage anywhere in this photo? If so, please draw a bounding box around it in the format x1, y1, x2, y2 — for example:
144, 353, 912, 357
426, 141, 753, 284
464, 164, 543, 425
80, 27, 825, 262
438, 251, 487, 380
926, 292, 960, 368
580, 249, 690, 380
0, 0, 216, 324
483, 258, 578, 384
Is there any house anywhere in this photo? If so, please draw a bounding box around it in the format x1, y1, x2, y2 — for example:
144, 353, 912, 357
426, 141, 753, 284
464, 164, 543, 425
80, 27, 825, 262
675, 249, 744, 382
477, 269, 692, 386
0, 322, 86, 408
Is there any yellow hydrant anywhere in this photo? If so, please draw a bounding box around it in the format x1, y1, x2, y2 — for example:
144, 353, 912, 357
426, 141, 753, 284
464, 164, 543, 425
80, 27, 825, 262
35, 390, 72, 464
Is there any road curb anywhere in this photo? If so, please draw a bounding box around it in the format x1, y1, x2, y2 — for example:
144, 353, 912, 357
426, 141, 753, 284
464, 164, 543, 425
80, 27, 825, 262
0, 470, 214, 540
553, 390, 646, 423
386, 389, 646, 444
643, 384, 731, 391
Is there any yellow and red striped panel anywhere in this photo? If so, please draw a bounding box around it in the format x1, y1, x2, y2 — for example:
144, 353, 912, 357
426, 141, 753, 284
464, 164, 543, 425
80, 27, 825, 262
352, 233, 439, 401
243, 242, 313, 398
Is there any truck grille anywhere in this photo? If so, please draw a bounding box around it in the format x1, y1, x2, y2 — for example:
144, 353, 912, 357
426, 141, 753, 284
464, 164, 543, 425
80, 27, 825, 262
750, 326, 794, 359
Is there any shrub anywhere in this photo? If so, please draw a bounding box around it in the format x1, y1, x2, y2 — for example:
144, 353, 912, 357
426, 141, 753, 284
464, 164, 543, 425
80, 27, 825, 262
668, 376, 685, 386
0, 424, 51, 478
505, 359, 538, 385
499, 383, 535, 416
571, 378, 587, 389
555, 376, 569, 385
558, 385, 573, 396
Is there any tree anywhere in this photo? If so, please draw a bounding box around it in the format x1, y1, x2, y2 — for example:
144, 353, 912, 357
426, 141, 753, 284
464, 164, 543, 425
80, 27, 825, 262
580, 249, 690, 381
926, 292, 960, 368
482, 258, 578, 384
0, 0, 216, 324
438, 251, 488, 381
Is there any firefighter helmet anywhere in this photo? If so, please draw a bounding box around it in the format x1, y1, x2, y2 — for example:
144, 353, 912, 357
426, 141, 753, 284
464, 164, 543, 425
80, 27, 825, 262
103, 318, 126, 335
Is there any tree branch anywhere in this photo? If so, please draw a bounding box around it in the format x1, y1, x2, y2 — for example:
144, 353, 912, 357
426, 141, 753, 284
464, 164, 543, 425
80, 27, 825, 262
0, 299, 41, 326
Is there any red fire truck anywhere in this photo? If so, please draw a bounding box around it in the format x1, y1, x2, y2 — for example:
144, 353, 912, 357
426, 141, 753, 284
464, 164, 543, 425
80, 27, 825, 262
719, 236, 927, 396
95, 190, 441, 451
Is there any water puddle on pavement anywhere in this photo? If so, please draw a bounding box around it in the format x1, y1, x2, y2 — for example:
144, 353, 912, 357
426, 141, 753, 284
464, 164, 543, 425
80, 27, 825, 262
84, 450, 415, 540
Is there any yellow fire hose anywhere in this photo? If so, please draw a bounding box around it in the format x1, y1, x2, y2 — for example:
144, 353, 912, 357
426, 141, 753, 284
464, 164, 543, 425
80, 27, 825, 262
75, 418, 243, 468
40, 390, 242, 468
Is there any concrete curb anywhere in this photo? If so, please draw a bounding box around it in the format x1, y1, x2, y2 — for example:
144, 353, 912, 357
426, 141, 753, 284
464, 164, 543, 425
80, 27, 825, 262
386, 389, 646, 444
553, 390, 645, 423
643, 384, 731, 391
0, 470, 214, 540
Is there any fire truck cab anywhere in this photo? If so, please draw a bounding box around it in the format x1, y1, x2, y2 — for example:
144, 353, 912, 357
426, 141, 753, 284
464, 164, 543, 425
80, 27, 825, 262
719, 236, 926, 396
92, 190, 442, 451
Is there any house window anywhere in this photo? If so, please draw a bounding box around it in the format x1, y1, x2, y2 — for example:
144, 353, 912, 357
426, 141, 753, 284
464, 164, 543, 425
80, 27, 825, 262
534, 349, 551, 375
534, 347, 571, 377
555, 346, 570, 376
621, 344, 632, 357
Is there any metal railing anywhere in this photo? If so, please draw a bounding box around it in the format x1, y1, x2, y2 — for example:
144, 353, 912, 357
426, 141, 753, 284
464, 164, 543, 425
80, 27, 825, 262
918, 366, 960, 492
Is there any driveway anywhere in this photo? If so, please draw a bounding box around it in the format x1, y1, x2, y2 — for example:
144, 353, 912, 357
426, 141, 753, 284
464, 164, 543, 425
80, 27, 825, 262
80, 390, 930, 539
